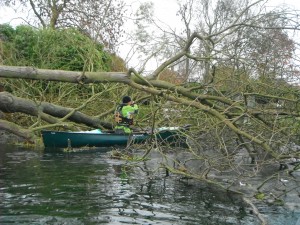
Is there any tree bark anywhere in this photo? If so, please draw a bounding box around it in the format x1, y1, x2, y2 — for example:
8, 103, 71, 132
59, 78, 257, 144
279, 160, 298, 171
0, 65, 130, 84
0, 119, 36, 142
0, 92, 113, 129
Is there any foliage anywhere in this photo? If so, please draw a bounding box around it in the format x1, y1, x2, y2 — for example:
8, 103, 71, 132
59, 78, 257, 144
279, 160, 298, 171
110, 53, 127, 72
0, 0, 126, 51
0, 23, 15, 41
1, 24, 112, 72
158, 69, 185, 84
254, 192, 265, 200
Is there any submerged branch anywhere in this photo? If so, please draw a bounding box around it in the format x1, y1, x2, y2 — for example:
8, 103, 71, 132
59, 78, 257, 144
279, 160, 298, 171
243, 197, 268, 225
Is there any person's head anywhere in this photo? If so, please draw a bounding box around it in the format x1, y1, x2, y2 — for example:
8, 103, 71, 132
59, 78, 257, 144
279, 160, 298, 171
122, 96, 132, 104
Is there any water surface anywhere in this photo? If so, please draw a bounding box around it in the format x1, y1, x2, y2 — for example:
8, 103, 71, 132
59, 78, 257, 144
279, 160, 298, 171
0, 144, 298, 224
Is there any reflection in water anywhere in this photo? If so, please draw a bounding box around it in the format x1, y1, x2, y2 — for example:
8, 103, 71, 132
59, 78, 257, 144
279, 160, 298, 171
0, 144, 299, 225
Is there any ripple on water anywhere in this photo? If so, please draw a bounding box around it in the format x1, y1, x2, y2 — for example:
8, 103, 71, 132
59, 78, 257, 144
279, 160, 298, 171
0, 146, 298, 225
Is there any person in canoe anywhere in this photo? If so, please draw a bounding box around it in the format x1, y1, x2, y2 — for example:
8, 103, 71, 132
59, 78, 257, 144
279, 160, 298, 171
114, 96, 139, 134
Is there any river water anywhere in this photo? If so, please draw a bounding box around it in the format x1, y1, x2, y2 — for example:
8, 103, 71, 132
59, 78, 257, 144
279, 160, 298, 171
0, 143, 299, 225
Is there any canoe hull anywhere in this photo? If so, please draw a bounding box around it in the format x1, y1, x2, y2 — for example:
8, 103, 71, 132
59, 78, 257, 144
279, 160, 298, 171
42, 128, 187, 150
42, 130, 148, 149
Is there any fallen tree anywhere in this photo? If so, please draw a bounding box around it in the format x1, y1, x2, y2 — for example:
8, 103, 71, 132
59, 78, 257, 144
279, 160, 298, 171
0, 91, 113, 130
0, 65, 299, 161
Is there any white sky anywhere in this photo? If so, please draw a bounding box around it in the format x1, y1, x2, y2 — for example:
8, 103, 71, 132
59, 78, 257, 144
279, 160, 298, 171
120, 0, 300, 71
1, 0, 299, 27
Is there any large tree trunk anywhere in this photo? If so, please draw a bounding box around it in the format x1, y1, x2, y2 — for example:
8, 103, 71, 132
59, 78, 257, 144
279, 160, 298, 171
0, 65, 130, 84
0, 92, 113, 129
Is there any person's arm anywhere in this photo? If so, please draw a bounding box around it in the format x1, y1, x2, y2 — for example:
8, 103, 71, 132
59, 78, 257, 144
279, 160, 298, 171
132, 103, 138, 114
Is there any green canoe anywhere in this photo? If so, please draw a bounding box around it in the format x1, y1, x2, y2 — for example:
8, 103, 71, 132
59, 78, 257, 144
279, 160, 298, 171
42, 127, 188, 150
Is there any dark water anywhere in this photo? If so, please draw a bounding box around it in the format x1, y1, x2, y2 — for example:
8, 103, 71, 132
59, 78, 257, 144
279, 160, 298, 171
0, 144, 299, 225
